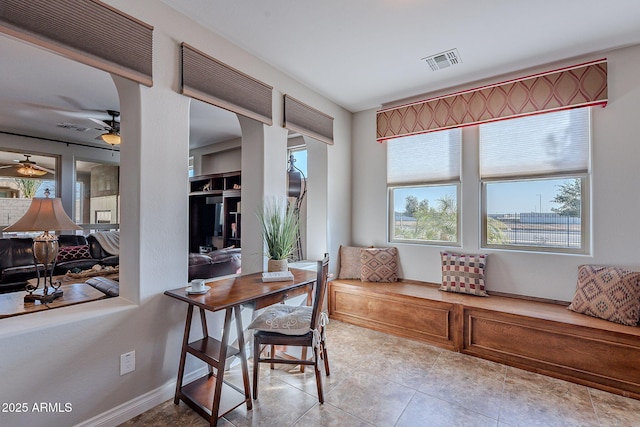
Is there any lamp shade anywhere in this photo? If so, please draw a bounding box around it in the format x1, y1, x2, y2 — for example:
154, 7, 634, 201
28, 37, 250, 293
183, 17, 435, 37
101, 132, 121, 145
3, 197, 81, 232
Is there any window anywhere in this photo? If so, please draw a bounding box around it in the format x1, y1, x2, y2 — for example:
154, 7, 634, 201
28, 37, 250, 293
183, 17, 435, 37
0, 151, 57, 235
75, 160, 120, 231
387, 129, 461, 244
288, 147, 307, 178
480, 108, 590, 252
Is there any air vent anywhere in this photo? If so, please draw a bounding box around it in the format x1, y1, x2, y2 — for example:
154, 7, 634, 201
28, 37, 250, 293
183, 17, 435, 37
421, 49, 461, 71
57, 123, 91, 132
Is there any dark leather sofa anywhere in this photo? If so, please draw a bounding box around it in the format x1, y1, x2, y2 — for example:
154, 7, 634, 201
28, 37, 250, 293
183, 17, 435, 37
188, 248, 241, 281
0, 234, 119, 294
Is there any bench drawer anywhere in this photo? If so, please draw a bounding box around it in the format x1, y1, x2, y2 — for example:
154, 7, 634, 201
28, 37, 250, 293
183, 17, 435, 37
329, 282, 456, 350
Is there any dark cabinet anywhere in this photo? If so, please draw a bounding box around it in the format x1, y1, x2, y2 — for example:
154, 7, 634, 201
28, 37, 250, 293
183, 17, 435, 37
189, 172, 241, 253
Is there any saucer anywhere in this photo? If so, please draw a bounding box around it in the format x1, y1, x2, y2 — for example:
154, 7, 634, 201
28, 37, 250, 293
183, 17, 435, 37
186, 285, 210, 295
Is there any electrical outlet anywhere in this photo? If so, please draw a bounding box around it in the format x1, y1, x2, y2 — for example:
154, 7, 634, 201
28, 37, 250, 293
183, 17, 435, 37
120, 351, 135, 375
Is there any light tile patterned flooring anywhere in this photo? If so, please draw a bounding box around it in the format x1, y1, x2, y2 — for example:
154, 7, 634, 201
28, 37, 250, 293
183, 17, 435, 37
121, 320, 640, 427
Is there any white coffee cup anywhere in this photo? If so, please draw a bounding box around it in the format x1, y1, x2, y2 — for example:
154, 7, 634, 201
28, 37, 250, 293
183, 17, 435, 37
191, 279, 205, 292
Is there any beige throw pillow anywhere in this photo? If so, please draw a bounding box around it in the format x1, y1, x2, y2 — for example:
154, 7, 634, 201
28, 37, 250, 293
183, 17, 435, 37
338, 245, 362, 279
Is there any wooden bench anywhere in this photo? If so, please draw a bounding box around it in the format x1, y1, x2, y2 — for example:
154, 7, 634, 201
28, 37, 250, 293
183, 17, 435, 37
328, 278, 640, 400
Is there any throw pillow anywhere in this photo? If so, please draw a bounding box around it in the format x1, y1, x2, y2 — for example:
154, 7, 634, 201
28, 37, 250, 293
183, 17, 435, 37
440, 251, 488, 296
567, 265, 640, 326
338, 245, 363, 279
360, 247, 398, 282
56, 244, 92, 262
247, 305, 312, 335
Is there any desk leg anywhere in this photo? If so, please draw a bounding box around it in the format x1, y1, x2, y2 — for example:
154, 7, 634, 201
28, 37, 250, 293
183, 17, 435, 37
210, 307, 233, 425
198, 308, 214, 377
234, 305, 252, 410
174, 304, 194, 404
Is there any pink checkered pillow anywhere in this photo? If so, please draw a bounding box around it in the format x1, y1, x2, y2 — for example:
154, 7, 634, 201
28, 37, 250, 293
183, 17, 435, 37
440, 252, 488, 296
56, 245, 91, 262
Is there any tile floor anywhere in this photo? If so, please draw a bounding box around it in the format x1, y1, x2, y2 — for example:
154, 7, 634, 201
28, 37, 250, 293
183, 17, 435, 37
120, 320, 640, 427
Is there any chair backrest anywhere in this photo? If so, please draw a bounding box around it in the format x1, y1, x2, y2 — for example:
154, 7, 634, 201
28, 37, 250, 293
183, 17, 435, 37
310, 253, 330, 329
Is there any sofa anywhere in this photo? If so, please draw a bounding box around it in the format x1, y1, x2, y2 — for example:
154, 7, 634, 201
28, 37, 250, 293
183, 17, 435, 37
0, 234, 119, 294
82, 248, 242, 299
188, 247, 241, 281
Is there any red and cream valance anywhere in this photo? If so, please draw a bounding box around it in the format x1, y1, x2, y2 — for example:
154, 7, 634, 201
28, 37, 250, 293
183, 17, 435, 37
376, 59, 607, 142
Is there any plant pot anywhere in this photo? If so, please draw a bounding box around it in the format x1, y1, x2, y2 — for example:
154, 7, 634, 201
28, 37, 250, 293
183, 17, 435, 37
267, 258, 288, 272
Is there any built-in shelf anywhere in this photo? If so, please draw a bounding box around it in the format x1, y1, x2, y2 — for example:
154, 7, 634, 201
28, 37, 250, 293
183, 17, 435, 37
189, 171, 241, 253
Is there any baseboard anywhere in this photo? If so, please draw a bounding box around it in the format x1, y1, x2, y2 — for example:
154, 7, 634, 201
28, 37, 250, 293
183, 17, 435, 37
73, 367, 208, 427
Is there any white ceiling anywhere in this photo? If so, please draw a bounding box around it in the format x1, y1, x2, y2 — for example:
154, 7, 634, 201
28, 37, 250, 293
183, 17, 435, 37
1, 1, 640, 149
161, 0, 640, 112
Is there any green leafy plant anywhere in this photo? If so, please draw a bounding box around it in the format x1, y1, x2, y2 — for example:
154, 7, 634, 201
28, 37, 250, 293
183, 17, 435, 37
14, 178, 41, 199
257, 198, 299, 260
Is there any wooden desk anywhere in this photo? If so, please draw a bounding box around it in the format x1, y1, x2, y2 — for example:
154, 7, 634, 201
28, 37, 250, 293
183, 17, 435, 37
0, 282, 106, 319
164, 268, 317, 427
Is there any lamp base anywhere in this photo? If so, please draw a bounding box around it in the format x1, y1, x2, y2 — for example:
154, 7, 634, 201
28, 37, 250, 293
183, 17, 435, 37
24, 288, 63, 303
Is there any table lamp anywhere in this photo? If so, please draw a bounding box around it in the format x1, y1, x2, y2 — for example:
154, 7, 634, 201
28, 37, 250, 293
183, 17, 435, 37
3, 195, 82, 303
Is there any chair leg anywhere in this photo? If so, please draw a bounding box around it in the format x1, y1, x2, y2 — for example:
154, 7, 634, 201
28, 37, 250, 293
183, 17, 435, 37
253, 338, 260, 400
270, 344, 275, 370
321, 340, 330, 376
313, 346, 324, 404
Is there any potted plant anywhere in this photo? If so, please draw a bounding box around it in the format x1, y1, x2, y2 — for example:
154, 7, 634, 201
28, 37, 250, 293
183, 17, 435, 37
257, 198, 299, 272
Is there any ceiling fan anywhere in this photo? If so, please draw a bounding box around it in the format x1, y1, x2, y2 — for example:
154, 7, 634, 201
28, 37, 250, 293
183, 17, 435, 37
0, 154, 55, 177
89, 110, 120, 145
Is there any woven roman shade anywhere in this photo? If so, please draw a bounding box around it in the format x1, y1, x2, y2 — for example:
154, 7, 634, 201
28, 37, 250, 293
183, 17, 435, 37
181, 43, 273, 125
283, 95, 334, 145
0, 0, 153, 86
377, 59, 607, 141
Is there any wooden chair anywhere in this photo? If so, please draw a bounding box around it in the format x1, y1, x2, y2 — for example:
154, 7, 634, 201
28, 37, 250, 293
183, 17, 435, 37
251, 254, 330, 403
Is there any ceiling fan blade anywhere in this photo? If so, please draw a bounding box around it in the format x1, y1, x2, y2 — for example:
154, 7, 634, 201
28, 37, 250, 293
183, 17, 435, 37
88, 117, 112, 130
33, 164, 55, 174
0, 164, 14, 169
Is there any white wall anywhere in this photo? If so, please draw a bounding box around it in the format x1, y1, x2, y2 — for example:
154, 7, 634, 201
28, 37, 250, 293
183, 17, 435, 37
352, 44, 640, 302
0, 2, 351, 426
191, 137, 242, 176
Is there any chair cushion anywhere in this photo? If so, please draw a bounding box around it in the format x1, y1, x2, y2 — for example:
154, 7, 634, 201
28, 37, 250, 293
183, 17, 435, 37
567, 265, 640, 326
248, 305, 312, 335
440, 251, 488, 296
360, 247, 398, 282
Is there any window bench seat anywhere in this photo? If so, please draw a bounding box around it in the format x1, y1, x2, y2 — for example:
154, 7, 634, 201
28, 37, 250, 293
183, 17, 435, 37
328, 278, 640, 399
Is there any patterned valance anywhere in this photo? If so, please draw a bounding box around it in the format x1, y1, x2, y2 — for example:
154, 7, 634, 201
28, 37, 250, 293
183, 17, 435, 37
377, 59, 607, 142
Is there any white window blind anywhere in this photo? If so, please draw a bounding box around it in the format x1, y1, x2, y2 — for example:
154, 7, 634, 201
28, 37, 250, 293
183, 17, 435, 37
387, 129, 461, 185
480, 108, 590, 178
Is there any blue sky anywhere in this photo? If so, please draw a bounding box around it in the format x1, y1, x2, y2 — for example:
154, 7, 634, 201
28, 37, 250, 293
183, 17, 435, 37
393, 178, 576, 214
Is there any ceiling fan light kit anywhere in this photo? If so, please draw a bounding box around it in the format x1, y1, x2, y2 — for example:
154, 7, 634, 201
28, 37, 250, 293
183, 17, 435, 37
96, 110, 121, 146
2, 154, 51, 177
17, 165, 47, 177
101, 132, 121, 145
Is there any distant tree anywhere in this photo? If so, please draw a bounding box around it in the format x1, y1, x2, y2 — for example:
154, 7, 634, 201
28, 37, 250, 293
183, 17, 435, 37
551, 179, 581, 216
409, 194, 457, 241
14, 178, 41, 199
404, 195, 418, 217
